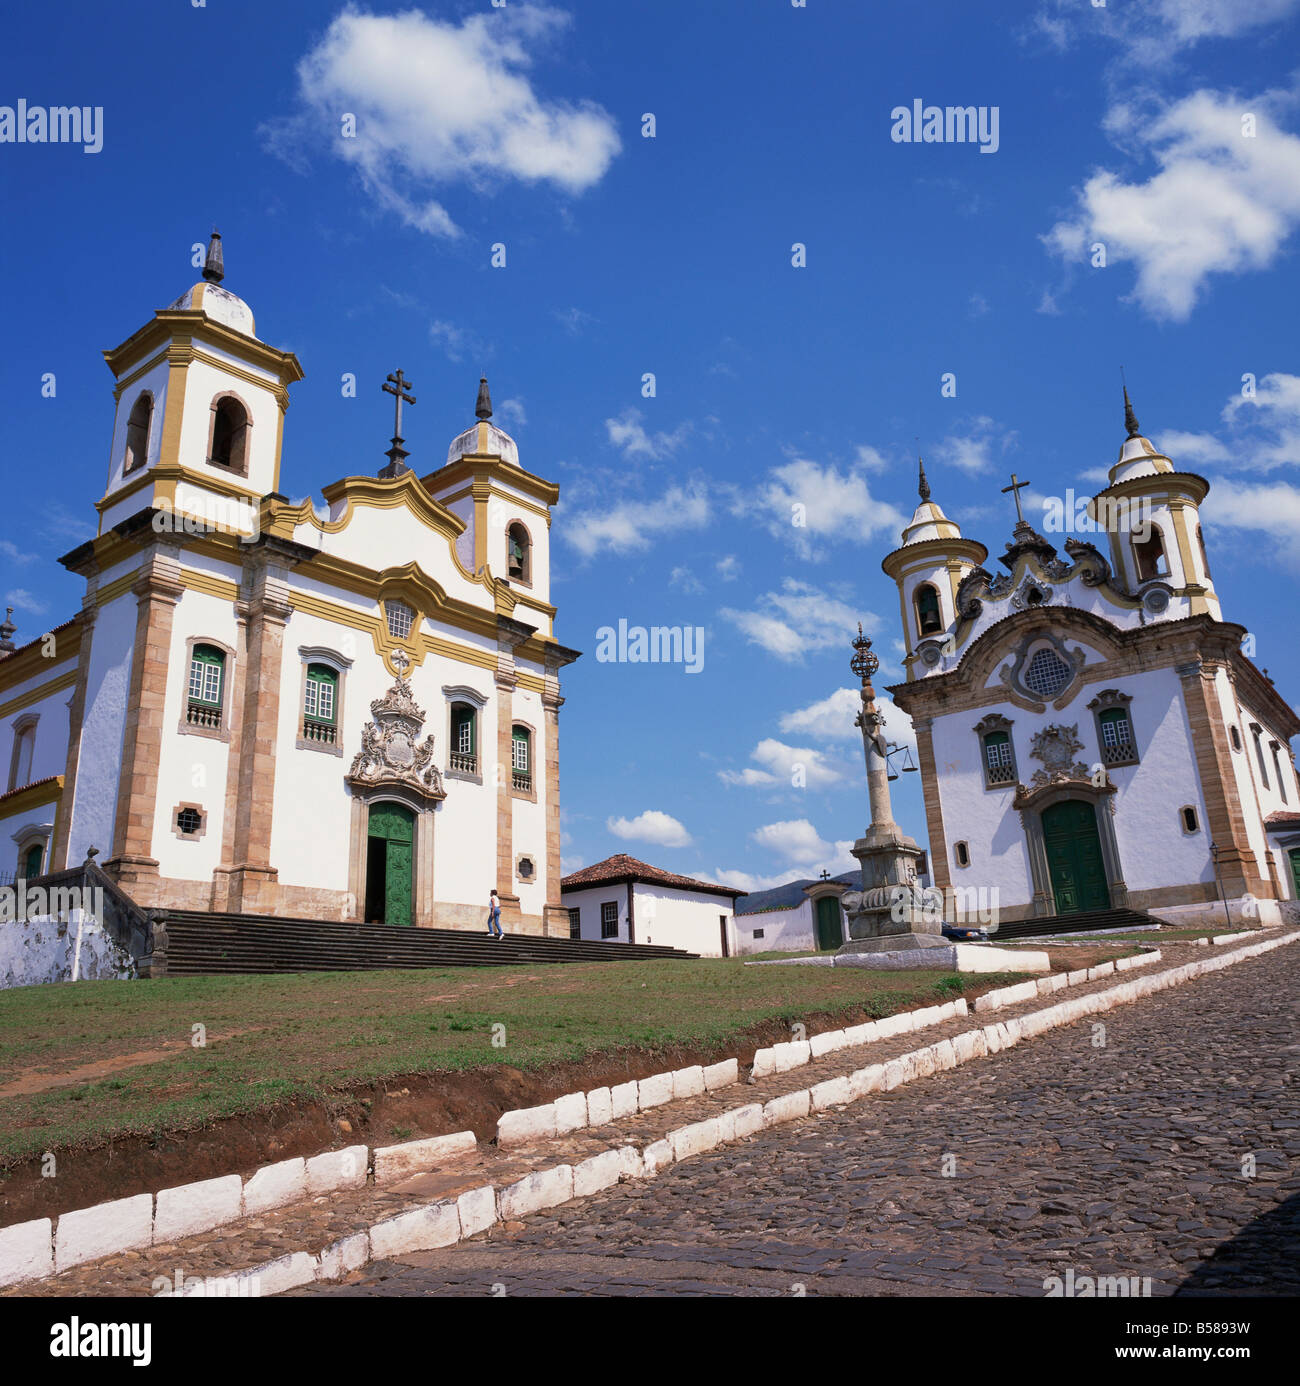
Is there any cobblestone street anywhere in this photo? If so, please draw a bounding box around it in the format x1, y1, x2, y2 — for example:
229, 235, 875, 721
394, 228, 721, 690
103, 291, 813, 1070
309, 948, 1298, 1297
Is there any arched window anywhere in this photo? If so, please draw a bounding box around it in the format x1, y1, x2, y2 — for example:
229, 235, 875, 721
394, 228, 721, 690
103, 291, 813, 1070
507, 523, 531, 584
22, 841, 43, 879
915, 583, 942, 636
1180, 805, 1199, 834
187, 644, 226, 729
209, 395, 250, 474
303, 664, 338, 745
123, 392, 153, 474
1133, 525, 1168, 582
7, 716, 37, 791
511, 725, 532, 791
954, 841, 970, 868
1252, 725, 1269, 789
450, 702, 477, 773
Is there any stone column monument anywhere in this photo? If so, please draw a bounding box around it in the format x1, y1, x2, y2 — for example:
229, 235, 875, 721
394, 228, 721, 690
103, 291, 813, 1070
838, 626, 946, 954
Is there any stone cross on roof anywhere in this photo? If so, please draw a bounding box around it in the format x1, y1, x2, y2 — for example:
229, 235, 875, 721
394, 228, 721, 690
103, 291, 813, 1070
1001, 472, 1030, 525
380, 369, 416, 477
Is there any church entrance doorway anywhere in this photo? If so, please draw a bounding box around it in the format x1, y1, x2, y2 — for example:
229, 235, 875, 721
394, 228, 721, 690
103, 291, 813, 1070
814, 895, 843, 950
1042, 799, 1110, 914
365, 803, 415, 926
1289, 849, 1300, 902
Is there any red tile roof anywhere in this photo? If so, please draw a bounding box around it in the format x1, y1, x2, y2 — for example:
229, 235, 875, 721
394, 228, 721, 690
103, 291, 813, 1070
1264, 811, 1300, 830
561, 853, 745, 900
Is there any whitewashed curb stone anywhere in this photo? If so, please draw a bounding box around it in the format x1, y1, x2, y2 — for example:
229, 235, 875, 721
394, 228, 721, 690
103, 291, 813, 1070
56, 1195, 154, 1272
242, 1158, 305, 1214
0, 1218, 53, 1288
305, 1145, 368, 1195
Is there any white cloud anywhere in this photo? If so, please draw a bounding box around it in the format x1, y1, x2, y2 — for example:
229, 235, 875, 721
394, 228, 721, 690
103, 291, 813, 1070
735, 456, 906, 559
748, 819, 859, 873
496, 397, 527, 430
267, 5, 621, 237
429, 319, 489, 363
0, 541, 38, 567
554, 306, 595, 334
1154, 372, 1300, 473
720, 579, 870, 664
563, 482, 710, 558
604, 409, 691, 461
669, 566, 704, 595
715, 555, 741, 582
606, 810, 693, 849
1030, 0, 1300, 57
5, 588, 49, 617
1045, 90, 1300, 321
933, 416, 1015, 476
711, 866, 814, 894
718, 738, 845, 791
1203, 477, 1300, 569
779, 687, 861, 741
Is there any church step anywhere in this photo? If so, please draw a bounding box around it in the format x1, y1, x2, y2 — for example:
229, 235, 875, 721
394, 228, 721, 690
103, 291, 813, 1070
992, 907, 1167, 941
154, 908, 696, 975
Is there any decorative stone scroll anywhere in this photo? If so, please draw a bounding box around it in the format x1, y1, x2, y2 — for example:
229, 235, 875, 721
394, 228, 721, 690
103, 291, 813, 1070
1026, 722, 1089, 788
346, 653, 445, 803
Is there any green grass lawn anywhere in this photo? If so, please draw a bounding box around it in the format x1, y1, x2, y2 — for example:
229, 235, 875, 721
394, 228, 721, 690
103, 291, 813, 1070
0, 959, 1029, 1168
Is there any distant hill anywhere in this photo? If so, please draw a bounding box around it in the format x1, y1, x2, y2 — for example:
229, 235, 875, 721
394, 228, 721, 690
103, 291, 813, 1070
735, 871, 859, 916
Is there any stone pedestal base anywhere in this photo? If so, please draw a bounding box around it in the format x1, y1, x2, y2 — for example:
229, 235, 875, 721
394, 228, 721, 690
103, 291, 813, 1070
542, 904, 572, 939
210, 864, 280, 915
837, 931, 951, 955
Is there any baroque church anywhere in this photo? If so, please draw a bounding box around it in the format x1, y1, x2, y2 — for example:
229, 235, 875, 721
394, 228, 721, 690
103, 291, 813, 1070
0, 233, 579, 935
885, 396, 1300, 929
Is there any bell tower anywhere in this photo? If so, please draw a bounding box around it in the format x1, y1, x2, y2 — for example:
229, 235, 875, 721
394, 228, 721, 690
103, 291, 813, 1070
97, 231, 304, 540
882, 459, 989, 680
1088, 389, 1219, 619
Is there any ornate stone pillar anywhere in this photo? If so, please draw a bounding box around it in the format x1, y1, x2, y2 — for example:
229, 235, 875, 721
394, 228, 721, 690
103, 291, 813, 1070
1176, 658, 1267, 899
215, 553, 293, 914
541, 682, 568, 938
493, 665, 520, 927
104, 548, 185, 894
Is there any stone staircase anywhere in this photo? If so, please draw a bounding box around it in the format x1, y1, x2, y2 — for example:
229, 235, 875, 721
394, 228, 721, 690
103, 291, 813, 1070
992, 906, 1169, 941
156, 910, 696, 977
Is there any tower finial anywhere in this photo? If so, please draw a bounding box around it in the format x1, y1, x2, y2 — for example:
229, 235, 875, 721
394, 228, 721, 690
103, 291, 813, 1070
475, 375, 492, 422
202, 229, 224, 284
1123, 384, 1141, 439
917, 455, 930, 503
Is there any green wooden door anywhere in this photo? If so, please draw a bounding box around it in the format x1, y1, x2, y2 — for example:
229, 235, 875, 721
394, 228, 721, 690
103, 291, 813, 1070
22, 843, 43, 878
1290, 850, 1300, 901
815, 895, 843, 950
368, 804, 415, 927
1042, 799, 1110, 915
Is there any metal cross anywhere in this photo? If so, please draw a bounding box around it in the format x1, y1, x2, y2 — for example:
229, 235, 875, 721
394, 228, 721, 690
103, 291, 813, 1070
1001, 472, 1031, 524
382, 369, 416, 440
819, 869, 831, 881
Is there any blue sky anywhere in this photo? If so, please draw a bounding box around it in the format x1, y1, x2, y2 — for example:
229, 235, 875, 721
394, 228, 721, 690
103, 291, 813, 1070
2, 1, 1298, 891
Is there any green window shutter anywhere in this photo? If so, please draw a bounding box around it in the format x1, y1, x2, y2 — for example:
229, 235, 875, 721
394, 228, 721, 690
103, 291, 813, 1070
512, 727, 530, 772
983, 731, 1010, 769
189, 646, 224, 705
453, 704, 476, 755
23, 843, 43, 878
305, 664, 338, 723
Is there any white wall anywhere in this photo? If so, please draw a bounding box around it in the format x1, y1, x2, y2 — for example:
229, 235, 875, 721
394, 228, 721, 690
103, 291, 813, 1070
633, 884, 734, 956
734, 898, 818, 955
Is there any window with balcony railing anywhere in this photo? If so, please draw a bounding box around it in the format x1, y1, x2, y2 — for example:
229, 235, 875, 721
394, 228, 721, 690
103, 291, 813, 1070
983, 732, 1015, 786
186, 645, 225, 729
511, 725, 532, 792
302, 664, 338, 746
450, 702, 478, 775
1098, 708, 1138, 767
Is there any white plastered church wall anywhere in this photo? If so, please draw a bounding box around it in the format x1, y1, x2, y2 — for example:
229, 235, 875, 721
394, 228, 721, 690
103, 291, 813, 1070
508, 681, 548, 915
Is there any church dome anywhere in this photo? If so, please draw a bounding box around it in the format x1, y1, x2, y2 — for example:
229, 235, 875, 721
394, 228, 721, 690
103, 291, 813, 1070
1108, 388, 1173, 484
165, 281, 257, 339
898, 458, 963, 544
446, 376, 519, 467
163, 230, 257, 339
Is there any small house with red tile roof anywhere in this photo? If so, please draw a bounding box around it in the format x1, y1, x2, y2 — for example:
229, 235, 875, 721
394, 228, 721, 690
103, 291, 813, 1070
560, 854, 746, 957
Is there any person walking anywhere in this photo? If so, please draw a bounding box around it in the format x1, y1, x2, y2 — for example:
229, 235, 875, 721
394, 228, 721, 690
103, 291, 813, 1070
487, 887, 504, 939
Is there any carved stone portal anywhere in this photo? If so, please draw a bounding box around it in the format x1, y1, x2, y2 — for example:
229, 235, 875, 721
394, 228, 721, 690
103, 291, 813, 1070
346, 658, 446, 803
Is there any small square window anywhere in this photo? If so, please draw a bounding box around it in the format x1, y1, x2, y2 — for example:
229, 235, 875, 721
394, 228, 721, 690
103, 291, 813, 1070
753, 928, 765, 940
386, 600, 415, 639
177, 807, 203, 835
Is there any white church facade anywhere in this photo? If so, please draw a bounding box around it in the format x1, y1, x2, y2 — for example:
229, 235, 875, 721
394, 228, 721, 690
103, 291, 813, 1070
0, 234, 578, 936
885, 396, 1300, 929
